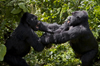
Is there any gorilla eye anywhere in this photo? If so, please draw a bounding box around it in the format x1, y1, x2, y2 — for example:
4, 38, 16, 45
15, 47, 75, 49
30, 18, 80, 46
31, 17, 37, 21
33, 17, 37, 20
35, 17, 37, 20
31, 18, 34, 21
77, 16, 80, 19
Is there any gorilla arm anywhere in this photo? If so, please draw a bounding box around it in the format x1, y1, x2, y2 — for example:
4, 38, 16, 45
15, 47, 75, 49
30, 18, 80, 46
40, 26, 82, 44
26, 29, 44, 52
54, 19, 70, 33
54, 26, 81, 44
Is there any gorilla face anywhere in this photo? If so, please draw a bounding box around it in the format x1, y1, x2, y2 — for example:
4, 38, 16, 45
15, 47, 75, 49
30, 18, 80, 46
25, 13, 40, 31
67, 11, 88, 26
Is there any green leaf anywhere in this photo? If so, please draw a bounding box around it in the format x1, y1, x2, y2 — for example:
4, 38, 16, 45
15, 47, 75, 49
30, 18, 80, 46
54, 8, 61, 16
1, 0, 5, 1
6, 0, 16, 6
59, 4, 68, 22
18, 3, 28, 12
11, 7, 22, 14
18, 0, 25, 2
0, 44, 6, 61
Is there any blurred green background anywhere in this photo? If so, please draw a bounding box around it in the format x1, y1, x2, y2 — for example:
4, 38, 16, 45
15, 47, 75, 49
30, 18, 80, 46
0, 0, 100, 66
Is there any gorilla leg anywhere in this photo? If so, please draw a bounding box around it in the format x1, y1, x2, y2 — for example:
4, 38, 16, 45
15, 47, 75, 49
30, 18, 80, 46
81, 49, 98, 66
4, 54, 29, 66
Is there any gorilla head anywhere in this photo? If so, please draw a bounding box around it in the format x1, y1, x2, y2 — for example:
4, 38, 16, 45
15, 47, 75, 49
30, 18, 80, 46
21, 12, 53, 33
67, 11, 88, 26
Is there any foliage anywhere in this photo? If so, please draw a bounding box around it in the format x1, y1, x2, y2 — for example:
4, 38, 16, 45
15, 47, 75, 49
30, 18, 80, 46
0, 0, 100, 66
24, 43, 81, 66
0, 44, 6, 61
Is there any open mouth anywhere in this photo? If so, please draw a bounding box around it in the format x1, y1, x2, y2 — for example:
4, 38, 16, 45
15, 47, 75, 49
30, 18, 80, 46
67, 16, 71, 23
67, 20, 70, 23
36, 21, 41, 29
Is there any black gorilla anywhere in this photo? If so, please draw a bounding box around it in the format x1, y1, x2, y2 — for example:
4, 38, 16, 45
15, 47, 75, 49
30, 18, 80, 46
40, 11, 98, 66
4, 12, 53, 66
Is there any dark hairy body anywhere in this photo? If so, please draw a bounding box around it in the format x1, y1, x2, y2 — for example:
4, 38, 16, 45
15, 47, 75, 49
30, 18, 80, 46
40, 11, 98, 66
4, 12, 53, 66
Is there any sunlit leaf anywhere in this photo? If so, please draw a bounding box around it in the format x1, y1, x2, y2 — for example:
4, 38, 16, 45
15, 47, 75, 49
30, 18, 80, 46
18, 3, 28, 12
0, 44, 6, 61
11, 7, 22, 14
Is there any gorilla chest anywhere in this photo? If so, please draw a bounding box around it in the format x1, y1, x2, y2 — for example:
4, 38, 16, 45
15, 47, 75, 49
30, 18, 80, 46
69, 36, 89, 46
70, 38, 80, 44
69, 36, 91, 53
13, 40, 31, 56
69, 38, 84, 53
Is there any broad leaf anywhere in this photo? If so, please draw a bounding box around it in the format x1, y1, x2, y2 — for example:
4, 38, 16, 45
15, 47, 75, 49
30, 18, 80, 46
18, 3, 28, 12
11, 7, 22, 14
0, 44, 6, 61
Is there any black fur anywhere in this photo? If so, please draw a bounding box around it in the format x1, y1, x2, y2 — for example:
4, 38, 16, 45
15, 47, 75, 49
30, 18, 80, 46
4, 12, 53, 66
40, 11, 98, 66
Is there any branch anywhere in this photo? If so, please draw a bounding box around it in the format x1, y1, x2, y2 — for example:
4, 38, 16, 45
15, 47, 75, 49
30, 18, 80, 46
5, 25, 14, 31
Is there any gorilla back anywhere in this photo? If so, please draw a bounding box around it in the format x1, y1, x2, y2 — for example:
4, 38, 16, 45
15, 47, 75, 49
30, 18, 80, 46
4, 12, 53, 66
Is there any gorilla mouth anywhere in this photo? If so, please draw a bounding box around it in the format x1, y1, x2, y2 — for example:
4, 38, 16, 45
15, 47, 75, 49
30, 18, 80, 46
67, 21, 70, 23
36, 21, 41, 29
67, 16, 71, 23
36, 26, 39, 29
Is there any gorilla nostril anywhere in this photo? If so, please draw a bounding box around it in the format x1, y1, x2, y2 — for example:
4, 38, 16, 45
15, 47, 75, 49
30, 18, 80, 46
67, 16, 71, 21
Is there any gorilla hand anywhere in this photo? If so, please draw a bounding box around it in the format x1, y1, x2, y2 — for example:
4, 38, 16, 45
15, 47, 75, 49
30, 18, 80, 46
39, 33, 54, 45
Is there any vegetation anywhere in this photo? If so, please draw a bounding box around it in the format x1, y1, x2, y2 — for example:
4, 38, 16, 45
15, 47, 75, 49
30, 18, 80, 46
0, 0, 100, 66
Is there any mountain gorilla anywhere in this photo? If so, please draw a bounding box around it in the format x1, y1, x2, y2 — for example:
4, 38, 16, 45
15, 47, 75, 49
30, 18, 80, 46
4, 12, 53, 66
40, 11, 98, 66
